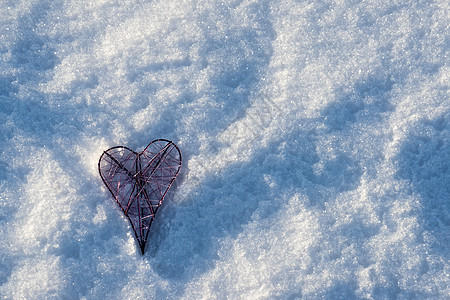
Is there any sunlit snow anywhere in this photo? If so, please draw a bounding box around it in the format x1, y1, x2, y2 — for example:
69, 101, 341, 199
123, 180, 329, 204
0, 0, 448, 299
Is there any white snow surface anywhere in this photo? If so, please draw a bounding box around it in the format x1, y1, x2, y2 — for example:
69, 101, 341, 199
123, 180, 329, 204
0, 0, 449, 299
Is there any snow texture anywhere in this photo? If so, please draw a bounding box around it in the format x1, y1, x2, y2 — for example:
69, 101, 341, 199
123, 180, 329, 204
0, 0, 449, 299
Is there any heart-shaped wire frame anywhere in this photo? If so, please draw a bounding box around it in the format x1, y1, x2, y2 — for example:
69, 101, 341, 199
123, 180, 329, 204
98, 139, 182, 254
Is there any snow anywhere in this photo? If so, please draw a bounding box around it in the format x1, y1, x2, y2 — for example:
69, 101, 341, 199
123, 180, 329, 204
0, 0, 448, 298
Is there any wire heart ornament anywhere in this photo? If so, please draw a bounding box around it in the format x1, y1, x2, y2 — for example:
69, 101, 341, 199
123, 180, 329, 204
98, 139, 182, 254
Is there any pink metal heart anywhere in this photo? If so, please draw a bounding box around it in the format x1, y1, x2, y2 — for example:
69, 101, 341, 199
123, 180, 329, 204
98, 139, 182, 254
